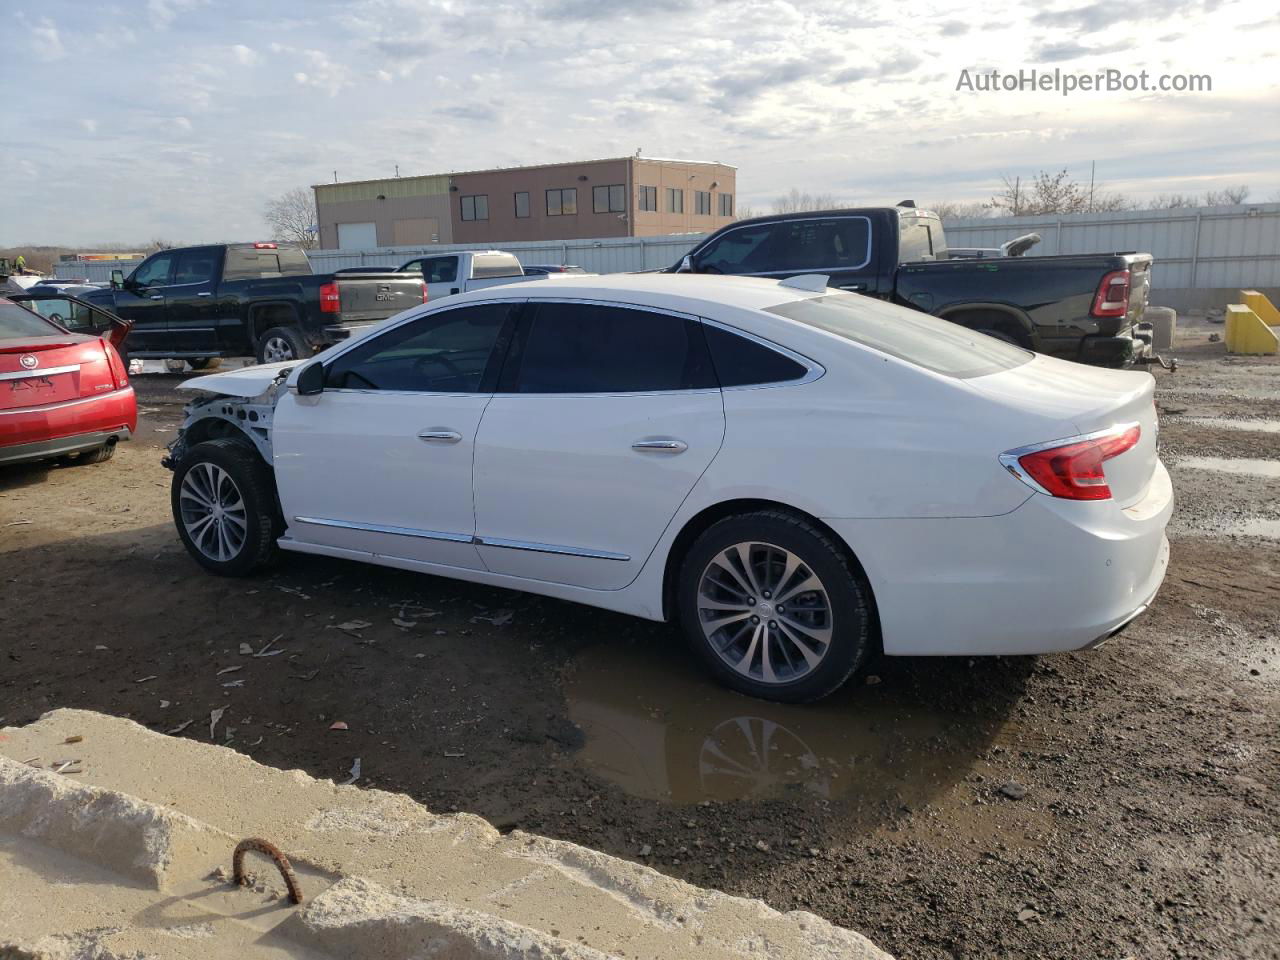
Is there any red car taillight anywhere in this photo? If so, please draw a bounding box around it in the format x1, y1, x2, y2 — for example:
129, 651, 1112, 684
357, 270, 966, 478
1002, 425, 1141, 501
1091, 269, 1131, 318
319, 281, 341, 313
421, 282, 429, 304
103, 339, 129, 390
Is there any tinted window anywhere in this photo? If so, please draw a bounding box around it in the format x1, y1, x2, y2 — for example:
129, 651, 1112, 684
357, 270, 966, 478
132, 254, 174, 286
704, 325, 807, 386
472, 254, 522, 279
224, 246, 312, 279
0, 302, 58, 339
769, 217, 871, 272
515, 191, 530, 218
326, 302, 512, 393
424, 257, 458, 284
173, 250, 218, 284
899, 220, 934, 262
766, 294, 1031, 379
696, 225, 772, 274
511, 302, 714, 394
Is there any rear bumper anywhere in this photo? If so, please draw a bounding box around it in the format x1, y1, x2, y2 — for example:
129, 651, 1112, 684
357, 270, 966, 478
824, 460, 1174, 656
1077, 332, 1138, 366
0, 426, 132, 465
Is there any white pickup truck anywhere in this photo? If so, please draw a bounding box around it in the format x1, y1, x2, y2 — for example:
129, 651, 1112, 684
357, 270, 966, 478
395, 250, 529, 302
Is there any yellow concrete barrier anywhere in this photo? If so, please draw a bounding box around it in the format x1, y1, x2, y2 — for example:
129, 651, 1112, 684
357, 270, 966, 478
1225, 304, 1279, 355
1241, 290, 1280, 328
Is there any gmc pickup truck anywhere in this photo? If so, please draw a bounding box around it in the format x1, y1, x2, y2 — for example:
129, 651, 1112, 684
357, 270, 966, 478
669, 206, 1155, 366
81, 242, 427, 365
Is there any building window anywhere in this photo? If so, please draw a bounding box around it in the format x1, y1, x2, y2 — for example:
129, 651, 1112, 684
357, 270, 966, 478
695, 190, 712, 216
461, 195, 488, 221
718, 192, 734, 217
546, 188, 577, 216
514, 191, 530, 218
667, 187, 683, 214
637, 185, 657, 212
593, 184, 626, 213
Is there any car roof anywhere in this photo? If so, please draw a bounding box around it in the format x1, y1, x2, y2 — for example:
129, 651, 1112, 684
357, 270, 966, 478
459, 273, 821, 315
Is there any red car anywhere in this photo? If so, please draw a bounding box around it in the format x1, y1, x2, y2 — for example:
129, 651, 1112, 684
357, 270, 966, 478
0, 294, 136, 467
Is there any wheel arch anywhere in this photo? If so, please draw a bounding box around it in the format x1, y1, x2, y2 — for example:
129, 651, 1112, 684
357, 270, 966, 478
660, 498, 882, 647
247, 301, 302, 345
937, 302, 1037, 348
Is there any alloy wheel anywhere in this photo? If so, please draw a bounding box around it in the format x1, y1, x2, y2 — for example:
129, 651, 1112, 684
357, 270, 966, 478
261, 336, 295, 362
696, 541, 833, 685
179, 462, 248, 562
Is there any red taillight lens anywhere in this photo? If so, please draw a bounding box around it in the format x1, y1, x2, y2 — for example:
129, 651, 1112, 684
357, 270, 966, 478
253, 242, 278, 249
421, 282, 429, 304
319, 281, 341, 313
102, 339, 129, 390
1004, 425, 1140, 501
1091, 269, 1131, 318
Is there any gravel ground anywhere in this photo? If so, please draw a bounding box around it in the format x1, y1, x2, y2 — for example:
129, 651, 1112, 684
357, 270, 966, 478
1, 317, 1276, 959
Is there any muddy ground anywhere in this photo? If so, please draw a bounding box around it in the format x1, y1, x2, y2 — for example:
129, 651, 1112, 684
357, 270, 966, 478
1, 317, 1276, 960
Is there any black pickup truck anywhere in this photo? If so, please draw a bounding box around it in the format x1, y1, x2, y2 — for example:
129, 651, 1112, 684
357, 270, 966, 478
668, 206, 1154, 366
80, 243, 426, 366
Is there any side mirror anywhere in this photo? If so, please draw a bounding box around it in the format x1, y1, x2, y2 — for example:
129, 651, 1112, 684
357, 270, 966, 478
678, 255, 693, 273
295, 361, 325, 396
110, 269, 124, 290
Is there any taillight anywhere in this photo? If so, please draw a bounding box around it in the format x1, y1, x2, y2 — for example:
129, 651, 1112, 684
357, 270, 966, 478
319, 281, 341, 313
421, 282, 429, 304
102, 339, 129, 390
1001, 424, 1141, 501
1091, 269, 1131, 318
253, 242, 278, 249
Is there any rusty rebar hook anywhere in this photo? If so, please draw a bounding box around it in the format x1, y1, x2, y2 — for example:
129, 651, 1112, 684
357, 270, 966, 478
232, 837, 304, 905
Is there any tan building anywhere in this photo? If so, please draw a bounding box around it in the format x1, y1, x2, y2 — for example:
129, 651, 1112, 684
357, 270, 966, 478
313, 157, 737, 250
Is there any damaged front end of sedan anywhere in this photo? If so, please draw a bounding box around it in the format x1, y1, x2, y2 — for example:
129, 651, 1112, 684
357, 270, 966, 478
161, 364, 294, 472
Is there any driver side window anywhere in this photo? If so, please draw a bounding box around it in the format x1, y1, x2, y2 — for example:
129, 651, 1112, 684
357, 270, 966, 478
132, 254, 175, 287
696, 225, 774, 274
325, 302, 515, 393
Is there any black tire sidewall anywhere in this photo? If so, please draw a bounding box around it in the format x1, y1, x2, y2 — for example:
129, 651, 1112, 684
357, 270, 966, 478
171, 439, 278, 576
255, 325, 310, 365
677, 513, 871, 703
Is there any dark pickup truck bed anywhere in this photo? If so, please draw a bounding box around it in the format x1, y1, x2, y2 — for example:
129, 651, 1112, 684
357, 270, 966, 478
669, 207, 1154, 366
82, 243, 426, 365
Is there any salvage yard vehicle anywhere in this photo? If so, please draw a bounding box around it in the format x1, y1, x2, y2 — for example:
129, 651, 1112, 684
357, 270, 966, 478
396, 250, 529, 301
163, 274, 1172, 702
0, 294, 135, 466
670, 206, 1155, 367
78, 242, 428, 366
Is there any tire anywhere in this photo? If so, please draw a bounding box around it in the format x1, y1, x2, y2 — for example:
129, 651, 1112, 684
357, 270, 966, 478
255, 325, 311, 365
77, 440, 117, 464
677, 510, 874, 703
171, 438, 281, 576
187, 357, 221, 371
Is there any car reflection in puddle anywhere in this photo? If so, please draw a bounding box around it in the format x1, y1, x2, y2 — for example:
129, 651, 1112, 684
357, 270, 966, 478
565, 641, 979, 807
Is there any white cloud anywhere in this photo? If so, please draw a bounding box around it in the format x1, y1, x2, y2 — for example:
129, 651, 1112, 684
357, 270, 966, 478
173, 116, 193, 131
231, 44, 259, 65
80, 119, 98, 133
25, 16, 65, 61
147, 0, 208, 26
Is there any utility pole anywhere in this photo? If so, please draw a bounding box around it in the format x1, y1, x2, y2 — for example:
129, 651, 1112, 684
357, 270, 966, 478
1089, 161, 1096, 213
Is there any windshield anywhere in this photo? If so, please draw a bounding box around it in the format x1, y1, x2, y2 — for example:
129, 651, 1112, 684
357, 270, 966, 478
0, 301, 60, 339
766, 294, 1032, 379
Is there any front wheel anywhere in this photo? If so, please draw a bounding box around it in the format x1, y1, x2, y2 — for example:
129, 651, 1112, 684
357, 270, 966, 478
255, 326, 311, 365
171, 438, 281, 576
677, 511, 874, 703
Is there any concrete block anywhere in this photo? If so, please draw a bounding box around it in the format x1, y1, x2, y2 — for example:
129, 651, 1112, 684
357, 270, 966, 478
1241, 289, 1280, 328
1144, 306, 1177, 351
1224, 305, 1279, 355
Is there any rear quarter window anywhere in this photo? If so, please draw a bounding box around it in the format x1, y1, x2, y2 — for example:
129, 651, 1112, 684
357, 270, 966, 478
766, 294, 1031, 379
0, 302, 58, 338
703, 324, 808, 386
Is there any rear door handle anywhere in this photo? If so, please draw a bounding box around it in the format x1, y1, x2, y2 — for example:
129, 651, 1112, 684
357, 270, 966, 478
418, 429, 462, 443
632, 439, 687, 454
149, 294, 163, 300
197, 292, 212, 297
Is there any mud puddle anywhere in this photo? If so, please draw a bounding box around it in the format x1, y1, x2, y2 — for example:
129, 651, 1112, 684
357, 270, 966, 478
1175, 456, 1280, 478
1180, 417, 1280, 435
564, 643, 975, 807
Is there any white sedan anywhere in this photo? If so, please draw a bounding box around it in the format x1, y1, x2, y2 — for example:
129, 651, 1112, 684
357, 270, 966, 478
166, 274, 1172, 702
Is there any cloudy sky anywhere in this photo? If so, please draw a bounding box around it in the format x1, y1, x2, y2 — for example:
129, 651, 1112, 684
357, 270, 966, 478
5, 0, 1279, 246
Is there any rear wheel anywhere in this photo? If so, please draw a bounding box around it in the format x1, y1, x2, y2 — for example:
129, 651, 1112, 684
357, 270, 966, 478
187, 357, 221, 370
255, 326, 311, 365
678, 511, 874, 703
171, 438, 280, 576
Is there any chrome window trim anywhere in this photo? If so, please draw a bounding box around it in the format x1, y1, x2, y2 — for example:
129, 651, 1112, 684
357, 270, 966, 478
691, 214, 874, 275
699, 316, 826, 391
998, 422, 1141, 497
476, 535, 630, 562
0, 363, 80, 382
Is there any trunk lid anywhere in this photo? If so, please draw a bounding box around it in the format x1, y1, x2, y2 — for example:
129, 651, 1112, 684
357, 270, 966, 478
332, 274, 425, 322
966, 353, 1159, 508
0, 334, 114, 412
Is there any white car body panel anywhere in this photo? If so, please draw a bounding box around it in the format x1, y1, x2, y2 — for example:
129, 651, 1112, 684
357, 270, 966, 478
179, 360, 297, 398
175, 273, 1171, 658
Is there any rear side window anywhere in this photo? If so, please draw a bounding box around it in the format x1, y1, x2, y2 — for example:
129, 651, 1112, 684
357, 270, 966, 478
423, 257, 458, 284
224, 246, 313, 280
173, 250, 218, 284
766, 294, 1031, 379
509, 302, 715, 394
703, 325, 807, 386
696, 225, 772, 274
471, 254, 522, 279
768, 217, 871, 272
325, 302, 514, 393
0, 302, 58, 338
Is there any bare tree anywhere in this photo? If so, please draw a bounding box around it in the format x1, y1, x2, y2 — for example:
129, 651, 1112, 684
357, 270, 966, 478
264, 187, 319, 249
987, 169, 1134, 216
929, 200, 991, 220
1148, 193, 1200, 209
151, 238, 178, 250
771, 188, 841, 214
735, 204, 759, 220
1202, 185, 1250, 205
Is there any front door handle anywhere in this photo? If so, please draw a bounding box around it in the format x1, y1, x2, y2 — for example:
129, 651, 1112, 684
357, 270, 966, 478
418, 429, 462, 443
632, 439, 688, 454
197, 291, 212, 297
149, 294, 163, 300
